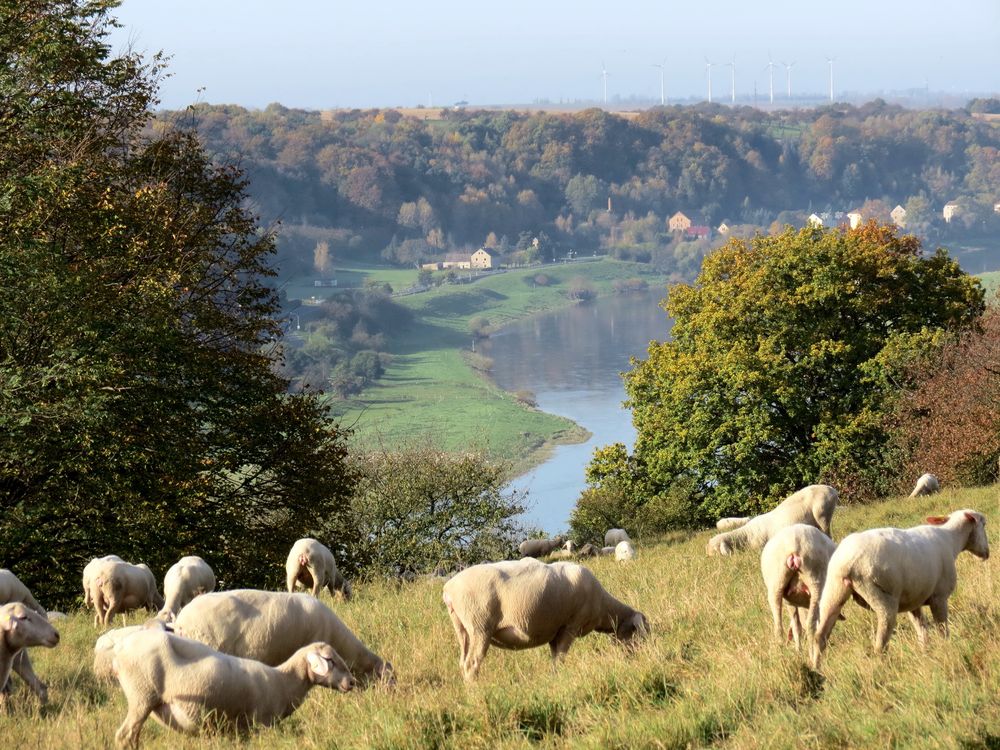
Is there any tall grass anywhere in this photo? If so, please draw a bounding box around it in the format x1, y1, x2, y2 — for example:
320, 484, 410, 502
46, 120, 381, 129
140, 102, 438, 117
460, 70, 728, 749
5, 485, 999, 748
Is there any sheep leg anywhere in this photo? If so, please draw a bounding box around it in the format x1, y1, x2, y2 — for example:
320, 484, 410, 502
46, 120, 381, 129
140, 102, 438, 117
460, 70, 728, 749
11, 651, 47, 705
908, 609, 930, 649
928, 596, 950, 637
445, 606, 471, 676
461, 632, 490, 682
115, 702, 153, 749
857, 585, 898, 654
311, 573, 322, 598
548, 627, 576, 666
286, 566, 299, 594
811, 575, 854, 670
768, 585, 786, 642
789, 609, 804, 651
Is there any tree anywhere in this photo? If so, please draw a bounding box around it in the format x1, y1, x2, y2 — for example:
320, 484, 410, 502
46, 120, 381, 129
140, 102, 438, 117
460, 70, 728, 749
611, 225, 982, 523
0, 0, 355, 604
313, 240, 332, 275
564, 173, 604, 217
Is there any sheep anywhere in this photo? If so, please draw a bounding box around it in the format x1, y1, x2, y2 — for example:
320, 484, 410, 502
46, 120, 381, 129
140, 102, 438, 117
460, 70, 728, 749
0, 602, 59, 707
90, 560, 164, 627
600, 546, 616, 555
442, 558, 648, 681
173, 589, 393, 685
716, 517, 750, 531
111, 628, 354, 748
615, 540, 637, 561
811, 509, 989, 669
93, 620, 171, 683
563, 540, 577, 553
83, 554, 123, 608
759, 524, 837, 650
159, 556, 216, 619
285, 538, 351, 601
518, 535, 566, 558
604, 528, 630, 547
909, 473, 941, 498
706, 484, 839, 556
0, 569, 46, 616
577, 543, 600, 557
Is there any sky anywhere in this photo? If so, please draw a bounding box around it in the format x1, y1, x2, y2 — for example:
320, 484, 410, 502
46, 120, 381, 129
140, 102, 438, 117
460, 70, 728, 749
108, 0, 1000, 110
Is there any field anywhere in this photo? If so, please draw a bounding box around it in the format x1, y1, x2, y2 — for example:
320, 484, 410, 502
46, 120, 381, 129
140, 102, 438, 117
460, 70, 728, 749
7, 485, 999, 748
325, 259, 668, 469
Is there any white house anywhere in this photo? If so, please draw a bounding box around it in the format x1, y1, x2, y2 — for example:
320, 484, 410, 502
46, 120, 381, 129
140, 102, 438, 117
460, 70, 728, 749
847, 210, 863, 229
807, 213, 824, 228
890, 204, 906, 227
470, 248, 494, 269
943, 201, 961, 223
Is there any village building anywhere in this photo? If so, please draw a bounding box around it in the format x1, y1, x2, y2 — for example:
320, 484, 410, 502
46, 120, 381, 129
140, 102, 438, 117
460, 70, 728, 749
717, 222, 730, 235
847, 210, 863, 229
890, 204, 906, 227
668, 211, 693, 233
943, 201, 962, 223
470, 247, 494, 269
808, 213, 824, 228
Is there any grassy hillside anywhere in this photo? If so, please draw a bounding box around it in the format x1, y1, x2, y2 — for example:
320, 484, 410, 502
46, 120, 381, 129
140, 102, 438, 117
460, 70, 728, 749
326, 259, 667, 468
7, 485, 999, 748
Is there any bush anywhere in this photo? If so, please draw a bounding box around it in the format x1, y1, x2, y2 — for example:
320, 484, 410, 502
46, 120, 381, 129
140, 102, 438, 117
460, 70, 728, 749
514, 390, 537, 407
469, 316, 492, 339
566, 276, 597, 301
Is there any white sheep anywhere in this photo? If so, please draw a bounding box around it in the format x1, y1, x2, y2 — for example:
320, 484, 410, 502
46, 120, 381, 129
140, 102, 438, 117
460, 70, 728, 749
93, 620, 171, 682
112, 629, 354, 748
174, 589, 393, 685
83, 554, 124, 609
716, 517, 750, 531
0, 602, 60, 707
909, 473, 941, 498
442, 558, 648, 681
604, 528, 630, 547
285, 538, 351, 601
159, 556, 216, 618
89, 560, 164, 627
615, 540, 637, 561
759, 524, 837, 650
706, 484, 838, 556
811, 509, 989, 669
518, 536, 566, 558
0, 569, 46, 616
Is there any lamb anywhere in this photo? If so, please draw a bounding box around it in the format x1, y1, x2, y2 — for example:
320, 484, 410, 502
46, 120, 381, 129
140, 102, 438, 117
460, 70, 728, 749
759, 524, 837, 650
811, 509, 989, 669
716, 517, 750, 531
112, 629, 353, 748
159, 556, 216, 618
615, 540, 637, 561
706, 484, 838, 556
0, 569, 46, 616
90, 560, 164, 627
0, 602, 60, 707
604, 528, 630, 547
83, 554, 123, 608
285, 538, 351, 601
518, 535, 566, 558
909, 473, 941, 498
174, 589, 393, 685
442, 558, 648, 681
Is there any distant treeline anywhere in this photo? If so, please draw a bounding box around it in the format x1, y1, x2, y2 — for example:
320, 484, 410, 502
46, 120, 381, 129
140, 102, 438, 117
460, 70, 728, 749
166, 100, 1000, 272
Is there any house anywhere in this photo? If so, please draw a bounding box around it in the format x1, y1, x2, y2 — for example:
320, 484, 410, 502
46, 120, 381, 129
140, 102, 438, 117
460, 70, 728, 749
846, 210, 863, 229
668, 211, 692, 232
687, 225, 711, 240
890, 205, 906, 227
943, 201, 961, 223
717, 222, 730, 235
808, 213, 824, 228
420, 261, 444, 270
993, 201, 1000, 214
470, 248, 494, 269
441, 253, 472, 270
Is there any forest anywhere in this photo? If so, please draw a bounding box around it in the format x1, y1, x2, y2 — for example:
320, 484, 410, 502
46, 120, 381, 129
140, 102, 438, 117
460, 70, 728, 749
168, 100, 1000, 276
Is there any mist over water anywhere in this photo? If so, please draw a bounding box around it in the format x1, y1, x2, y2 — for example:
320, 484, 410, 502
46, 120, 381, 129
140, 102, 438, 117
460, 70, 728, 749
482, 292, 673, 533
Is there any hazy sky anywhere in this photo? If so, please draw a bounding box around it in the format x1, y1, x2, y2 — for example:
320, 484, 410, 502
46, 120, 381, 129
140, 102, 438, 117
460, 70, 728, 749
109, 0, 1000, 110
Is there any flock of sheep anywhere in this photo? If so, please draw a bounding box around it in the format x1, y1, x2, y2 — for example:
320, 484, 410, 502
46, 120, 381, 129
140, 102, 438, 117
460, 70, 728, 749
0, 471, 990, 747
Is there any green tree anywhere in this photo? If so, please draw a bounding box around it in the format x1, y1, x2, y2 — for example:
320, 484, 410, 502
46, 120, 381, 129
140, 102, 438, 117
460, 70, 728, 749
0, 0, 355, 604
564, 173, 604, 217
611, 224, 982, 522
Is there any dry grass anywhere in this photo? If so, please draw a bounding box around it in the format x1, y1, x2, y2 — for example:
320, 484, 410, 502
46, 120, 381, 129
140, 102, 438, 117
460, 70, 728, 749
4, 486, 1000, 748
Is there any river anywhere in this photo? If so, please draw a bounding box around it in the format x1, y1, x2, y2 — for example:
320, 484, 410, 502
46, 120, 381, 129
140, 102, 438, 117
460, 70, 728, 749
481, 291, 673, 532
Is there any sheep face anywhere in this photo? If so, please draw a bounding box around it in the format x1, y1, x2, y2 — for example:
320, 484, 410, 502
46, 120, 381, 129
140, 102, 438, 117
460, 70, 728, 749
963, 511, 990, 560
1, 603, 60, 649
706, 536, 731, 556
613, 611, 649, 644
304, 644, 355, 692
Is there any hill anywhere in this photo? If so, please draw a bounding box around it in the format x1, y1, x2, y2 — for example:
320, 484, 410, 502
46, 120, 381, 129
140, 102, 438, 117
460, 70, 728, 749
9, 485, 999, 747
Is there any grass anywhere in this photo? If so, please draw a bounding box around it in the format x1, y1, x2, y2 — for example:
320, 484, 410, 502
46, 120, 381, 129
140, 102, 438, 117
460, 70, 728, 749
7, 485, 1000, 748
325, 259, 667, 468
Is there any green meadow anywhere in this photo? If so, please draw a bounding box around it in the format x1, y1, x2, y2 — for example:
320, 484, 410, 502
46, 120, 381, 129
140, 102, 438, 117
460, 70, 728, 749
6, 485, 999, 748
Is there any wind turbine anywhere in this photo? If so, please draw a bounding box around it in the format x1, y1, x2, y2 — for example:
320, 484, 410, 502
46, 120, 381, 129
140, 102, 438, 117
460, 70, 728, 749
601, 61, 609, 105
725, 55, 736, 104
826, 56, 835, 103
781, 60, 795, 99
763, 55, 777, 105
705, 57, 714, 103
652, 58, 667, 105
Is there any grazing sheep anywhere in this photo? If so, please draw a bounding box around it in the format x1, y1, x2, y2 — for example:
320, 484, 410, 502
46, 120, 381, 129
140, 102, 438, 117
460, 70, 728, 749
759, 524, 837, 650
600, 546, 616, 555
909, 473, 941, 498
442, 558, 648, 681
811, 509, 989, 669
577, 543, 600, 557
112, 629, 354, 748
0, 569, 46, 616
615, 540, 637, 561
518, 536, 566, 558
716, 517, 750, 531
563, 540, 577, 553
285, 538, 351, 601
707, 484, 839, 556
604, 528, 630, 547
159, 556, 216, 618
174, 590, 393, 685
83, 554, 124, 608
90, 560, 164, 627
93, 620, 171, 682
0, 602, 59, 707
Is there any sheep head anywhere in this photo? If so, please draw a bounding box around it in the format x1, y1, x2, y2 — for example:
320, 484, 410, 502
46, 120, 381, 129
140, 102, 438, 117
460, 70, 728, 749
0, 603, 59, 650
303, 643, 355, 692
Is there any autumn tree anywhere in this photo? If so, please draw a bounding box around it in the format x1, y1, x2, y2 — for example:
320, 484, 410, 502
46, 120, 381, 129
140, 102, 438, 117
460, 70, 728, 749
603, 224, 982, 524
313, 240, 332, 275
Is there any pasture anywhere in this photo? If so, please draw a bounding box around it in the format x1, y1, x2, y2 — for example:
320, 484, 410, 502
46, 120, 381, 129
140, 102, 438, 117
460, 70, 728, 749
4, 484, 998, 748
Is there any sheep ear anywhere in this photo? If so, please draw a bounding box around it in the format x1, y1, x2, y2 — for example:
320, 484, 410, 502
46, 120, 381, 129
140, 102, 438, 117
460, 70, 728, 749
964, 512, 979, 525
925, 516, 948, 526
307, 652, 330, 676
1, 614, 12, 631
